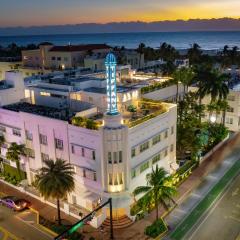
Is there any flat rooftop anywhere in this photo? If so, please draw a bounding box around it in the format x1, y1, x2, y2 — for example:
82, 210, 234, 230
84, 86, 139, 94
3, 102, 70, 121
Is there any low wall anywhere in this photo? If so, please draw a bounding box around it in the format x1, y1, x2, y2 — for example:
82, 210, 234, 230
200, 134, 230, 163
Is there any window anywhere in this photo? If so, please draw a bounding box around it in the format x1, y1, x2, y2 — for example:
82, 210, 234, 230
140, 161, 149, 173
41, 153, 49, 161
71, 145, 75, 154
164, 149, 168, 157
170, 144, 174, 152
226, 117, 233, 124
64, 57, 68, 61
25, 130, 33, 141
108, 173, 113, 185
57, 57, 61, 61
39, 134, 47, 145
140, 141, 149, 153
131, 169, 136, 179
152, 154, 161, 165
55, 138, 63, 150
152, 134, 161, 145
171, 126, 174, 135
131, 148, 136, 157
0, 125, 6, 133
93, 172, 97, 181
113, 152, 117, 164
51, 56, 56, 60
12, 129, 21, 137
83, 169, 86, 178
81, 148, 85, 157
227, 107, 234, 113
108, 152, 112, 164
119, 151, 122, 163
118, 173, 123, 184
164, 130, 168, 139
26, 148, 35, 158
92, 151, 96, 160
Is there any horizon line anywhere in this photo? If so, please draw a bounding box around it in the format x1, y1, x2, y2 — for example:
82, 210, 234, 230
1, 17, 240, 29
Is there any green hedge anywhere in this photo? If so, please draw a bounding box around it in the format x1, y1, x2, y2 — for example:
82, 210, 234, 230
145, 218, 168, 238
3, 163, 26, 181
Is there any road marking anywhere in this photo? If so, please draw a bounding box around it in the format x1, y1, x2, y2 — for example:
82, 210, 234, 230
188, 175, 238, 240
15, 215, 53, 239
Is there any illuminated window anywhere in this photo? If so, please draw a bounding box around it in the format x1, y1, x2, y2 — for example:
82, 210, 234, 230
40, 92, 50, 96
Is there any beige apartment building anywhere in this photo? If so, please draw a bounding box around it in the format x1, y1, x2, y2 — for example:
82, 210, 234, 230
22, 43, 111, 70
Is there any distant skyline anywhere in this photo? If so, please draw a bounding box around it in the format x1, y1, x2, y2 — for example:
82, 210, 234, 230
1, 0, 240, 27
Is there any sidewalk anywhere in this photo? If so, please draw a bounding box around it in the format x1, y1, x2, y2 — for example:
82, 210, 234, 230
0, 132, 240, 240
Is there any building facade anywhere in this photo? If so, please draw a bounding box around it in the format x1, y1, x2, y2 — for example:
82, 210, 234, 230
0, 53, 177, 226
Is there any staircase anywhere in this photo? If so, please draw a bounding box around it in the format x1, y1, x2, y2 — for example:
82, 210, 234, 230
101, 215, 133, 229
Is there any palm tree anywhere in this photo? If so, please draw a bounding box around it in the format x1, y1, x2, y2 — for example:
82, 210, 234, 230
173, 67, 195, 102
199, 70, 229, 103
217, 99, 229, 126
6, 142, 26, 180
187, 43, 202, 65
35, 159, 75, 225
133, 165, 176, 220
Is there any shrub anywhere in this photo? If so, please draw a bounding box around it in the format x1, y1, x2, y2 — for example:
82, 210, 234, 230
145, 218, 168, 238
3, 163, 26, 181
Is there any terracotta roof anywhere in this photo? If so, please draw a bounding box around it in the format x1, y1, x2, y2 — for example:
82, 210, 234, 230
49, 44, 111, 52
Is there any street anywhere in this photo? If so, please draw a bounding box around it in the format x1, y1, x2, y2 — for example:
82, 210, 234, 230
186, 174, 240, 240
0, 205, 53, 240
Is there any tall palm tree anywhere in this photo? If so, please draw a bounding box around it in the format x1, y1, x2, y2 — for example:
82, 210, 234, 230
133, 165, 176, 220
6, 142, 26, 180
173, 67, 195, 102
217, 99, 229, 126
187, 43, 202, 65
199, 70, 229, 103
36, 159, 75, 225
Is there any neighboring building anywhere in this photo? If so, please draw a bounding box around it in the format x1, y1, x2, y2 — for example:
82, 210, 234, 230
174, 59, 189, 68
22, 43, 112, 70
189, 83, 240, 132
0, 71, 25, 106
0, 54, 177, 227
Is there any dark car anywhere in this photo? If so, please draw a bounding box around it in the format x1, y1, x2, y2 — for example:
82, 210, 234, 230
0, 196, 31, 211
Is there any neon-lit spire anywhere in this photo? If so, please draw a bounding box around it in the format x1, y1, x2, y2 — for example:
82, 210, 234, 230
105, 53, 118, 115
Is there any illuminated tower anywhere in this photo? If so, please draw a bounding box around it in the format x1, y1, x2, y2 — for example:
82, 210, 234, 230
102, 53, 128, 195
105, 53, 118, 115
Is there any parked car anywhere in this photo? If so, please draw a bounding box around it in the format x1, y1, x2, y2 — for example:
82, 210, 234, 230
0, 196, 31, 211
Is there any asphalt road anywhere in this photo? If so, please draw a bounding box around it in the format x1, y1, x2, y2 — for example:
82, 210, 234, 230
186, 174, 240, 240
0, 205, 53, 240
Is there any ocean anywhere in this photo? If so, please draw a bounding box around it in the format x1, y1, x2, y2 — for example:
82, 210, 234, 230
0, 31, 240, 50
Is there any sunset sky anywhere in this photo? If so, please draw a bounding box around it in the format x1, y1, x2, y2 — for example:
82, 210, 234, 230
1, 0, 240, 27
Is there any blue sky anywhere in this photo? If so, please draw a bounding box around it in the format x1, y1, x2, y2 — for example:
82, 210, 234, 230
1, 0, 239, 27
